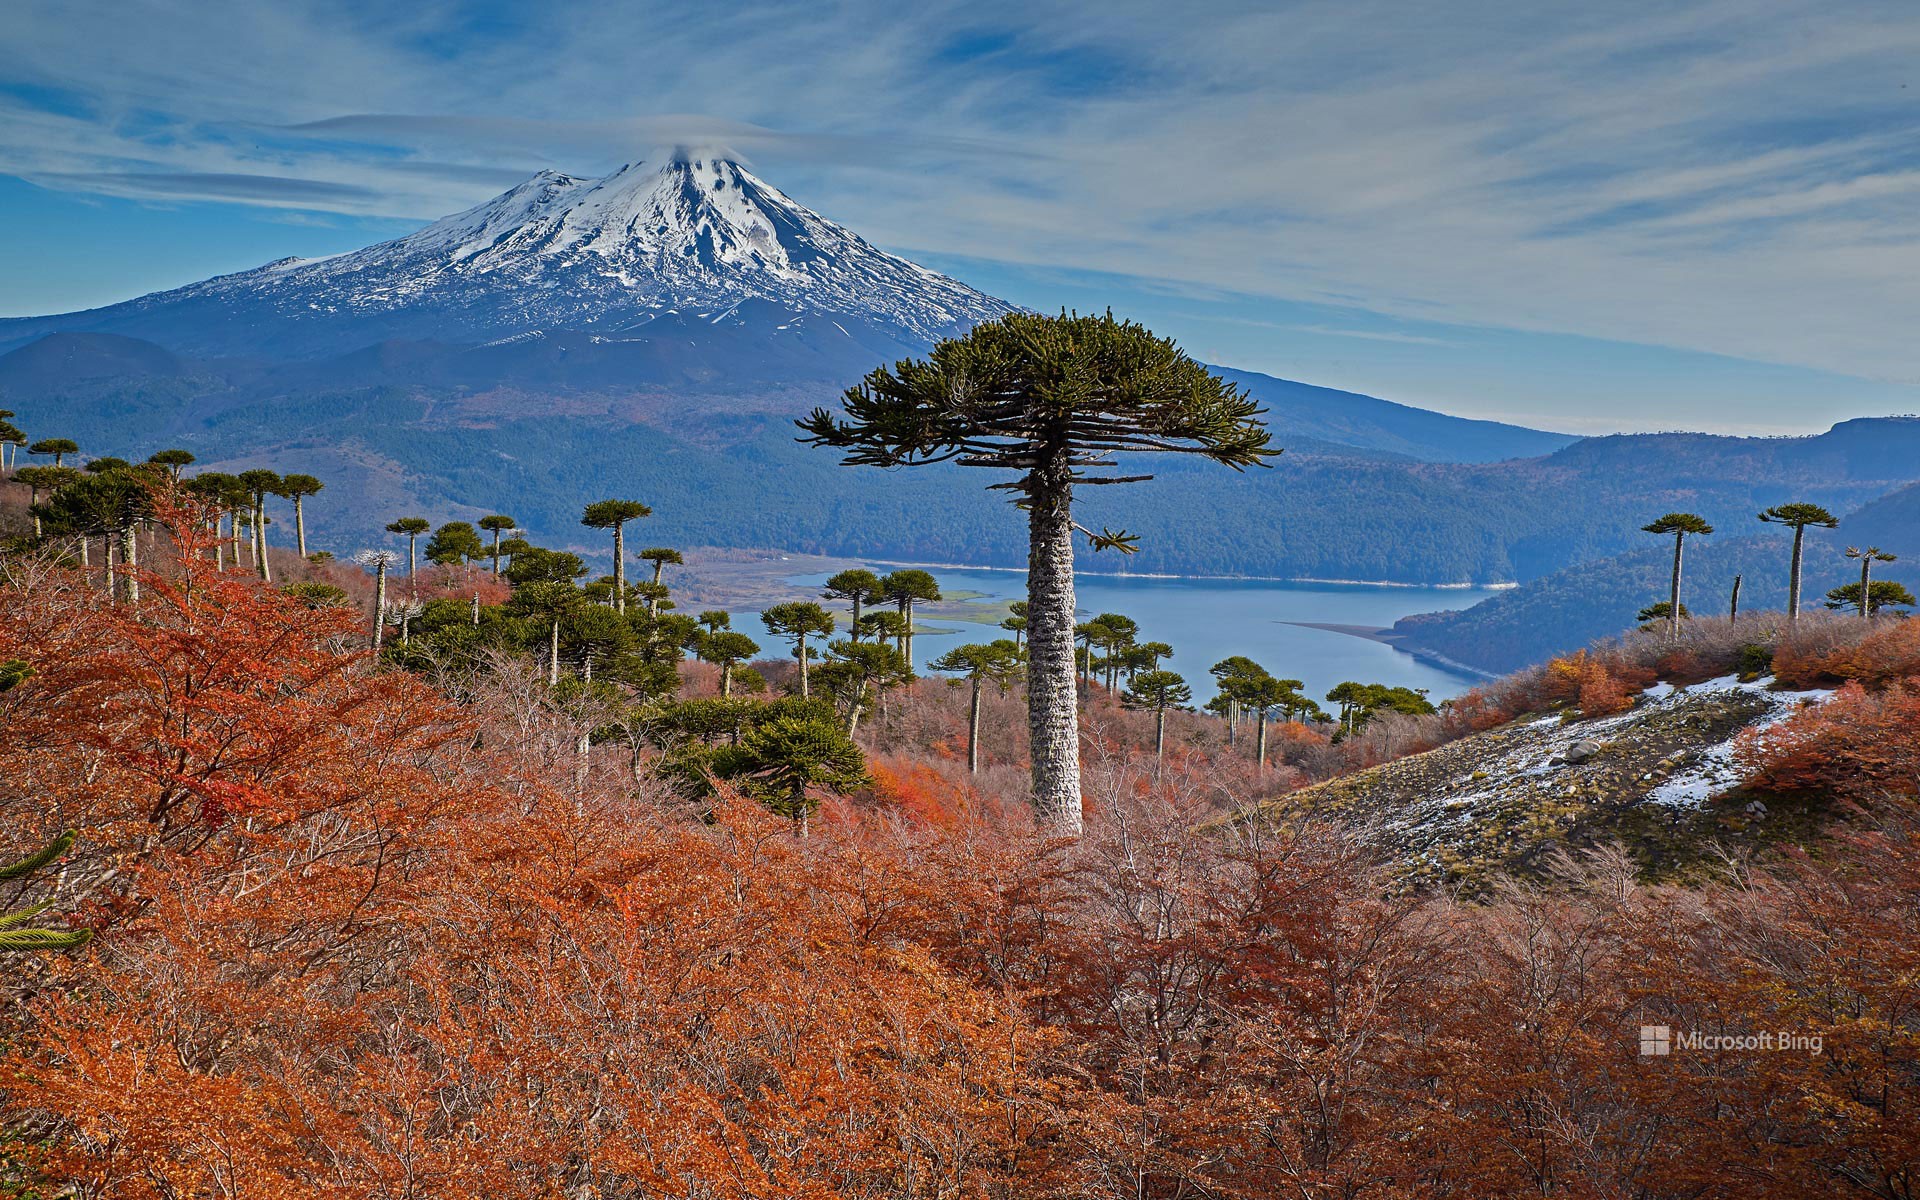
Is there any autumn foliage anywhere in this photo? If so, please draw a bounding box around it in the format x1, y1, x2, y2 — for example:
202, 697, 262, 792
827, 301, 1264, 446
4, 515, 1920, 1198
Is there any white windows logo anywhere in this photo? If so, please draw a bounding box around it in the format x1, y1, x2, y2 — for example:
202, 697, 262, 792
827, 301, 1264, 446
1639, 1025, 1671, 1056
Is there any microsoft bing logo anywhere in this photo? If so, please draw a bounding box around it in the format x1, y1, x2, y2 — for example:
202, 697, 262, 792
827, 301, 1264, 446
1637, 1023, 1820, 1056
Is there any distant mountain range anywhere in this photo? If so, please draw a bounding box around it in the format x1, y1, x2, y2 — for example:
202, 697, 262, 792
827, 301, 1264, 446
2, 155, 1917, 665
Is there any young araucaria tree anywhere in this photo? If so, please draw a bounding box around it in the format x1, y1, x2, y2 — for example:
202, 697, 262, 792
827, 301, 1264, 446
799, 311, 1274, 832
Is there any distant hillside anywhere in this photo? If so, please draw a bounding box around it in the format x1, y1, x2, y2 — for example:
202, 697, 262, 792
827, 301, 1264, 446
1842, 480, 1920, 559
1394, 525, 1919, 674
1214, 367, 1576, 463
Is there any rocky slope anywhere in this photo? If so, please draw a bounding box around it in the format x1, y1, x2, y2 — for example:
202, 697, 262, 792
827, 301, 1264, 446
1263, 675, 1838, 891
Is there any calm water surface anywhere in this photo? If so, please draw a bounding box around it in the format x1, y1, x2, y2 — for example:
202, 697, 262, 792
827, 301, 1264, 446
730, 566, 1500, 704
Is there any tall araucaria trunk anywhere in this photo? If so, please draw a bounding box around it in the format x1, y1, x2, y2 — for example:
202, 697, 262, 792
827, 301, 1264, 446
967, 675, 983, 775
549, 618, 561, 685
1787, 526, 1805, 622
1859, 556, 1874, 618
1154, 706, 1167, 766
372, 563, 388, 650
613, 523, 627, 614
797, 634, 811, 699
254, 500, 271, 583
1729, 574, 1742, 621
1256, 710, 1269, 771
1025, 455, 1082, 833
1667, 533, 1684, 640
120, 522, 140, 605
293, 495, 309, 559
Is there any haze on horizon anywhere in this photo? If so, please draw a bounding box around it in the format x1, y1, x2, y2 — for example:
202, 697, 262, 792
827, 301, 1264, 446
3, 0, 1918, 436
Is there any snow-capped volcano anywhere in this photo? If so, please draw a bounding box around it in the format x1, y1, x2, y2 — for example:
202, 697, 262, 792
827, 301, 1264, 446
0, 156, 1013, 361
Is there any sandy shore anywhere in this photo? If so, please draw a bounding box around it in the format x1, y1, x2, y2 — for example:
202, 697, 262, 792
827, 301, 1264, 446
1282, 621, 1497, 680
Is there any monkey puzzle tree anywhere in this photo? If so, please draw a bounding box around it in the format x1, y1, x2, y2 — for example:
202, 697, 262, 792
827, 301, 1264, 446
709, 711, 868, 837
478, 514, 518, 575
353, 549, 400, 649
581, 499, 651, 614
0, 829, 94, 953
1636, 600, 1691, 627
1208, 656, 1265, 748
1758, 502, 1837, 622
877, 569, 941, 670
426, 520, 486, 570
859, 609, 909, 657
1122, 668, 1192, 768
931, 639, 1025, 774
277, 473, 324, 557
12, 465, 75, 539
147, 448, 196, 481
385, 516, 432, 581
1000, 600, 1028, 648
512, 580, 583, 685
700, 630, 762, 699
38, 465, 153, 602
823, 568, 884, 640
1826, 579, 1915, 616
1230, 672, 1291, 770
1642, 513, 1713, 640
1087, 611, 1138, 691
637, 547, 683, 617
0, 416, 24, 471
817, 638, 912, 735
1126, 640, 1173, 683
1842, 546, 1899, 618
800, 313, 1273, 831
28, 437, 77, 468
761, 601, 836, 699
233, 469, 283, 582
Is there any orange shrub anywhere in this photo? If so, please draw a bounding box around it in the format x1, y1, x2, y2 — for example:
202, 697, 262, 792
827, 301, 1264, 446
1737, 682, 1920, 802
1775, 619, 1920, 689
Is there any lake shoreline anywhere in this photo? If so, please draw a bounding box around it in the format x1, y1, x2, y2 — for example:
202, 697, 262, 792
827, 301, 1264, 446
672, 545, 1520, 610
1282, 622, 1498, 681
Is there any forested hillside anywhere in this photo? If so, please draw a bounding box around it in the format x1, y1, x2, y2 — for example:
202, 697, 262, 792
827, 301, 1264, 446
10, 341, 1919, 587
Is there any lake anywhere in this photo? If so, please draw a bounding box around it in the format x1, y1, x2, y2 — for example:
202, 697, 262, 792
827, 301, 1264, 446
729, 566, 1502, 704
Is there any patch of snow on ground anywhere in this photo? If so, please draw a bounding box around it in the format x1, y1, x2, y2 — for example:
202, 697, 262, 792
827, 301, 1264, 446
1647, 683, 1838, 807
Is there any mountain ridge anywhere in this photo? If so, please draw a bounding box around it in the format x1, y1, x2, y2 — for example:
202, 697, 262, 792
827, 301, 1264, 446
0, 157, 1013, 360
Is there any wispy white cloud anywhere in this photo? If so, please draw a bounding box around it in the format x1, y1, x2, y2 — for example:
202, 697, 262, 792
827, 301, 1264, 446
3, 0, 1920, 396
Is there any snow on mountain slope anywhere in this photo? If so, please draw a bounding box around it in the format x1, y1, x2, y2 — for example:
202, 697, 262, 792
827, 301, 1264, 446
0, 156, 1013, 358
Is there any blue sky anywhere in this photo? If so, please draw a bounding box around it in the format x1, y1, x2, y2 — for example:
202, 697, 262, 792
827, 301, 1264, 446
4, 0, 1920, 434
